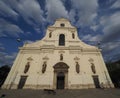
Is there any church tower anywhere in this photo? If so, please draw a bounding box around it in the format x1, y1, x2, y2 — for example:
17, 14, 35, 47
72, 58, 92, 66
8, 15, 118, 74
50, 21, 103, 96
2, 18, 114, 89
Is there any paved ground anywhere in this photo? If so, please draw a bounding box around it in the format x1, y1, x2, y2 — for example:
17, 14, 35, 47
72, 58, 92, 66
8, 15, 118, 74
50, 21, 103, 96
0, 89, 120, 98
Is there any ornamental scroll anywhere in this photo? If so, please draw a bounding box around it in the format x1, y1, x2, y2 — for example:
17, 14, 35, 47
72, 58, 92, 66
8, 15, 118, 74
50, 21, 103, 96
76, 62, 80, 73
42, 61, 47, 73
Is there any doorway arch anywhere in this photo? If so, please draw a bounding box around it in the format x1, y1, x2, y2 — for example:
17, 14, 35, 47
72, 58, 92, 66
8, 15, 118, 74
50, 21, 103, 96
53, 62, 69, 89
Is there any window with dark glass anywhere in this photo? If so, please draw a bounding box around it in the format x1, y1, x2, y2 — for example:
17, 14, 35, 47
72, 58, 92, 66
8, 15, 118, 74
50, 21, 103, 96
60, 23, 65, 27
59, 34, 65, 46
72, 33, 75, 39
49, 32, 52, 38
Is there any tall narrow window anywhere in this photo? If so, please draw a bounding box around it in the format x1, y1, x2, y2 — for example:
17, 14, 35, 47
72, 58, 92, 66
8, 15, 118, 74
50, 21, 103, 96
59, 34, 65, 46
49, 32, 52, 38
72, 33, 75, 39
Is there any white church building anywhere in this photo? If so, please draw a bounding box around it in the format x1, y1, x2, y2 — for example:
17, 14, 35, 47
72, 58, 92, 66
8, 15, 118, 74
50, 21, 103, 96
2, 18, 114, 89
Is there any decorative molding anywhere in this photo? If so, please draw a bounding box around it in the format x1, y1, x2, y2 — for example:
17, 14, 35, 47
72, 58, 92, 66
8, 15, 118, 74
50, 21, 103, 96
48, 26, 76, 30
20, 47, 41, 50
41, 45, 55, 49
68, 41, 80, 43
43, 40, 55, 42
69, 50, 81, 54
48, 30, 53, 32
88, 58, 94, 63
21, 51, 41, 54
68, 28, 76, 32
27, 57, 33, 61
43, 56, 49, 60
69, 45, 82, 50
41, 49, 54, 53
74, 57, 80, 61
58, 50, 65, 53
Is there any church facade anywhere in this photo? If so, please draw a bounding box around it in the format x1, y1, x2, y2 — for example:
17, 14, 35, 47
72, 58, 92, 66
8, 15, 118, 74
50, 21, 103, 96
2, 18, 114, 89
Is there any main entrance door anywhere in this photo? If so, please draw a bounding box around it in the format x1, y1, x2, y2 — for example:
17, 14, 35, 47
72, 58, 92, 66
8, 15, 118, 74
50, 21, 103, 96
53, 62, 69, 89
57, 72, 65, 89
92, 75, 100, 88
18, 76, 27, 89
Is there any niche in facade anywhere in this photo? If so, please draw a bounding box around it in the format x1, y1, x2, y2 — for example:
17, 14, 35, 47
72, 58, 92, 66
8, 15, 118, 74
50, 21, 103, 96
24, 62, 30, 74
76, 62, 80, 73
60, 54, 63, 61
91, 63, 96, 74
42, 61, 47, 73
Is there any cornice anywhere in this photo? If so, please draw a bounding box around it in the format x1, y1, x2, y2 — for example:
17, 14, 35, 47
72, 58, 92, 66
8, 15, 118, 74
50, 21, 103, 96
19, 45, 100, 53
48, 26, 76, 30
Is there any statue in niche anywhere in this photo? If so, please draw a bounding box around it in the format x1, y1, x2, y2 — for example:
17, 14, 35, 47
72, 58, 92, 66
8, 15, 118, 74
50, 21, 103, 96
76, 62, 80, 73
60, 54, 63, 61
24, 62, 30, 74
42, 61, 47, 73
91, 63, 96, 74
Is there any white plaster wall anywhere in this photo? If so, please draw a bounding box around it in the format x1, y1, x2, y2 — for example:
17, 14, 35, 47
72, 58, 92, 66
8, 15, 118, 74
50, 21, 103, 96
2, 18, 114, 89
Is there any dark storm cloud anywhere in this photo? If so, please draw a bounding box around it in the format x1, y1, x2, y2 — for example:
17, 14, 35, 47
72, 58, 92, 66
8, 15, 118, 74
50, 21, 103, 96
0, 1, 18, 19
1, 0, 45, 26
70, 0, 98, 27
0, 18, 23, 37
0, 0, 120, 66
100, 12, 120, 42
111, 0, 120, 9
0, 52, 17, 65
45, 0, 68, 23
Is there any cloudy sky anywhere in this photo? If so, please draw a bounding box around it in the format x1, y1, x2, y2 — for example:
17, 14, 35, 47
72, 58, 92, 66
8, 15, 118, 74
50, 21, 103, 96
0, 0, 120, 66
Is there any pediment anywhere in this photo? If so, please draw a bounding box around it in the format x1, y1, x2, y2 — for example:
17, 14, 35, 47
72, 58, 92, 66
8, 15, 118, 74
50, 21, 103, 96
53, 62, 69, 69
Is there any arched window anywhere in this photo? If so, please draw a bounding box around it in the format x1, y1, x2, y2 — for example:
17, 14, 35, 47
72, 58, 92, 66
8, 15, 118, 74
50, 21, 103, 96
59, 34, 65, 46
